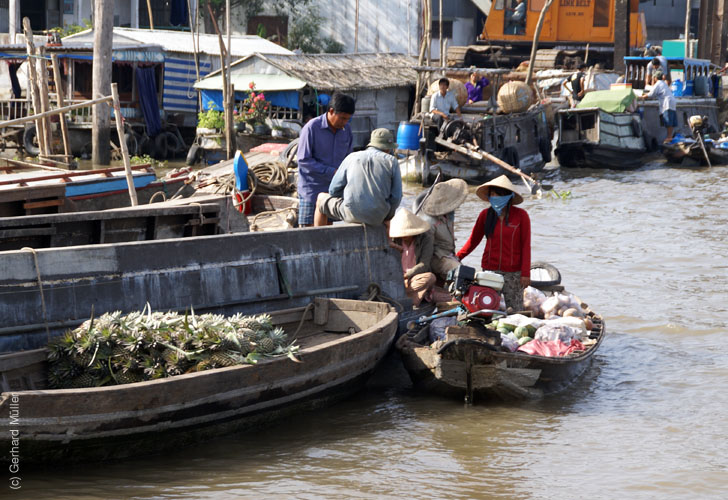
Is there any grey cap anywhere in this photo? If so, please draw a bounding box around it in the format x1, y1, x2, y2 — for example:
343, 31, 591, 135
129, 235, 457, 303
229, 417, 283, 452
653, 70, 664, 80
367, 128, 398, 151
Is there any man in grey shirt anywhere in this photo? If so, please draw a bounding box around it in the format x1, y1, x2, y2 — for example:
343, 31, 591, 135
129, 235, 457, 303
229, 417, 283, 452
429, 78, 462, 124
315, 128, 402, 226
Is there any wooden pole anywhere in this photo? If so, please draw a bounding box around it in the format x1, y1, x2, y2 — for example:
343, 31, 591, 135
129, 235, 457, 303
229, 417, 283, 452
51, 54, 72, 161
111, 83, 138, 207
37, 47, 54, 156
146, 0, 155, 30
439, 0, 443, 65
0, 96, 114, 129
22, 18, 48, 157
525, 0, 554, 87
685, 0, 692, 58
208, 2, 233, 160
186, 0, 201, 81
92, 0, 114, 165
8, 0, 17, 44
613, 0, 629, 73
425, 0, 432, 67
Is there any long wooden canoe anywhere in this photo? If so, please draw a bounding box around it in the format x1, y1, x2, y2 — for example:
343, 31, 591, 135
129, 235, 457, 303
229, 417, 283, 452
396, 308, 605, 403
0, 298, 398, 464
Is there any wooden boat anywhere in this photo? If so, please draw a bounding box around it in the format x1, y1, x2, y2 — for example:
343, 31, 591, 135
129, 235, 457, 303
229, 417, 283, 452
419, 104, 552, 184
661, 137, 711, 166
0, 223, 411, 353
555, 89, 651, 169
0, 298, 398, 464
396, 306, 605, 403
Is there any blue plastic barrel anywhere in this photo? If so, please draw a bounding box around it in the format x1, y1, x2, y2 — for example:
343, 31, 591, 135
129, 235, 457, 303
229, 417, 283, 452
396, 121, 421, 150
683, 80, 694, 96
671, 79, 683, 97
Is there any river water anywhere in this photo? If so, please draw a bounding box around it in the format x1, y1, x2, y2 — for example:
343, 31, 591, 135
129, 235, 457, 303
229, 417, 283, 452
15, 161, 728, 499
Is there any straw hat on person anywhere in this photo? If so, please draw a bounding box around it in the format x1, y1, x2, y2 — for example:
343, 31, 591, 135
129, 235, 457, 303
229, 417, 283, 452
422, 179, 468, 216
389, 208, 431, 238
475, 175, 524, 205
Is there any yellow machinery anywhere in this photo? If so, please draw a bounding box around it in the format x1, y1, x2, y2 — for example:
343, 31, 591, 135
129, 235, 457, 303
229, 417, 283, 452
448, 0, 646, 69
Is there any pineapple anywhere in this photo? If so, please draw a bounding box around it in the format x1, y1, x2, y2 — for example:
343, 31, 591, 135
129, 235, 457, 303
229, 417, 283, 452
70, 372, 97, 388
210, 351, 237, 367
269, 327, 288, 348
115, 370, 144, 385
258, 337, 276, 354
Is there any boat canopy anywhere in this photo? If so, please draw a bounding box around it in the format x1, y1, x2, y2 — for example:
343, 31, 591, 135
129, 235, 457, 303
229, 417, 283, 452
576, 88, 636, 113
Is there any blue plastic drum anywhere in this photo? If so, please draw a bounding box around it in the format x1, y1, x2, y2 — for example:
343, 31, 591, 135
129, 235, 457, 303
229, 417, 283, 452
396, 121, 421, 151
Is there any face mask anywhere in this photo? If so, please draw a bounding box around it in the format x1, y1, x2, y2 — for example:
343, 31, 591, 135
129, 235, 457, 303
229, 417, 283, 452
489, 194, 513, 216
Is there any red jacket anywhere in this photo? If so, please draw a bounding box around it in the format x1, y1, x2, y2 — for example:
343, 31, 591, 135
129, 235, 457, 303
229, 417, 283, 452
456, 207, 531, 277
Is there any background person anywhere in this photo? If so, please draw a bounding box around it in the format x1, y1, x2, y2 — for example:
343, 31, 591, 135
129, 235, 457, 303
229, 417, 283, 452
456, 175, 531, 312
315, 128, 402, 226
563, 63, 587, 108
429, 78, 461, 127
296, 93, 355, 226
640, 70, 676, 143
645, 56, 670, 86
419, 179, 468, 281
389, 209, 436, 307
465, 71, 490, 104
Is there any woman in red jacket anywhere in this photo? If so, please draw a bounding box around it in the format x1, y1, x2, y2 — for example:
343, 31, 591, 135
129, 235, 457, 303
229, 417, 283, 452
456, 175, 531, 312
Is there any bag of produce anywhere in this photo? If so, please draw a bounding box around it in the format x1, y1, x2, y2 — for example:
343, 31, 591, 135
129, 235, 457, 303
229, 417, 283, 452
540, 316, 588, 339
523, 286, 547, 316
534, 324, 582, 343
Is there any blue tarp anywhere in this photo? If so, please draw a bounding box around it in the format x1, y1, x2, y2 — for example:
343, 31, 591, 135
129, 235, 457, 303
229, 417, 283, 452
200, 89, 299, 111
170, 0, 188, 27
136, 66, 162, 137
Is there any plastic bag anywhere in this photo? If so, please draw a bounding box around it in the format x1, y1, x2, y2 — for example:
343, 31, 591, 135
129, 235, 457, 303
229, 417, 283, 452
500, 333, 519, 352
540, 295, 561, 318
428, 316, 458, 343
534, 324, 582, 343
523, 286, 546, 316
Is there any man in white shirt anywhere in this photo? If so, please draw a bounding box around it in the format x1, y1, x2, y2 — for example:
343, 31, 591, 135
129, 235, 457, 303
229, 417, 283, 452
641, 70, 676, 142
429, 78, 461, 127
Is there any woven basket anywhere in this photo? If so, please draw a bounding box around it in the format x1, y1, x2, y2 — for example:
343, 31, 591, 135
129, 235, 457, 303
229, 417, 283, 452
497, 81, 533, 114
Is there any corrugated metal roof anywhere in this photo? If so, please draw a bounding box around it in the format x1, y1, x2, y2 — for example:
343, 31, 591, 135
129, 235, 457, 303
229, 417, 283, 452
201, 53, 418, 91
194, 73, 306, 92
63, 28, 292, 58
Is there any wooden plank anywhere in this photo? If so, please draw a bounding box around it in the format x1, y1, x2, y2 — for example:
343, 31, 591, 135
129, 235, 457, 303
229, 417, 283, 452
0, 227, 57, 238
22, 199, 64, 210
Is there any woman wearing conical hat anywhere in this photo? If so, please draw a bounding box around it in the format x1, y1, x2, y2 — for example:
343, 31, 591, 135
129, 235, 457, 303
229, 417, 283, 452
418, 179, 468, 282
389, 208, 436, 307
456, 175, 531, 311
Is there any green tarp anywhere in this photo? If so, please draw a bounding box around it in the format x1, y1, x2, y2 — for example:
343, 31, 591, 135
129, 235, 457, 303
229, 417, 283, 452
576, 88, 636, 113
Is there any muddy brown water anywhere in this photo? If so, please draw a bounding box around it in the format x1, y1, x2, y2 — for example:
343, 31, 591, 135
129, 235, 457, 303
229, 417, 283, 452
10, 160, 728, 499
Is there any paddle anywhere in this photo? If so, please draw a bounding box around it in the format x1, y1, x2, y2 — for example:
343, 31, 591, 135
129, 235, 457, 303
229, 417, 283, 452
434, 137, 553, 195
414, 170, 442, 215
696, 133, 712, 168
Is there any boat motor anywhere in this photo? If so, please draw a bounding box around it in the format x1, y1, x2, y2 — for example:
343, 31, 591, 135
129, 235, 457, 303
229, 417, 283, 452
447, 265, 505, 315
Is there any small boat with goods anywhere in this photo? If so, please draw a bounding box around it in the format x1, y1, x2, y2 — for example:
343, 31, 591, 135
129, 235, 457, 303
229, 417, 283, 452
555, 87, 652, 169
396, 264, 605, 403
0, 298, 398, 464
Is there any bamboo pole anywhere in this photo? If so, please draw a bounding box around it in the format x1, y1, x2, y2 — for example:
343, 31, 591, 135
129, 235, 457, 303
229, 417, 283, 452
92, 0, 114, 165
355, 0, 360, 52
22, 17, 48, 157
111, 83, 138, 207
0, 96, 113, 129
525, 0, 554, 87
37, 47, 54, 156
685, 0, 692, 58
186, 0, 201, 81
146, 0, 155, 30
439, 0, 443, 64
50, 54, 72, 161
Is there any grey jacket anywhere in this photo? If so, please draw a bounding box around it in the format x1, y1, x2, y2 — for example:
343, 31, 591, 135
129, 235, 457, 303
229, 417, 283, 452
397, 231, 434, 279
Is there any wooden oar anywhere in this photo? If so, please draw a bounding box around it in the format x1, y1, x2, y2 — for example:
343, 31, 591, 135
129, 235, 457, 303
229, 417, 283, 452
434, 137, 553, 194
414, 170, 442, 214
696, 133, 712, 168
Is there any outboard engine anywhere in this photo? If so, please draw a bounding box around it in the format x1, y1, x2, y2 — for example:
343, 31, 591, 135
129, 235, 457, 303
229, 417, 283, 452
447, 265, 505, 315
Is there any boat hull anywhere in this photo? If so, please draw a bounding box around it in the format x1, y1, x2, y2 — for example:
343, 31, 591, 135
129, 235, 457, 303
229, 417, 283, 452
0, 299, 398, 464
396, 315, 605, 403
555, 142, 646, 169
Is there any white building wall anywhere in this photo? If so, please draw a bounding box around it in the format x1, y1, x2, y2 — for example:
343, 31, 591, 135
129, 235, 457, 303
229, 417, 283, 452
314, 0, 420, 55
0, 8, 8, 34
430, 17, 476, 61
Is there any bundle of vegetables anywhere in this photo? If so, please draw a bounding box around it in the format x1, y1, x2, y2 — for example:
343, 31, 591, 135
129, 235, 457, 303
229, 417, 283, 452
46, 306, 299, 389
487, 314, 540, 350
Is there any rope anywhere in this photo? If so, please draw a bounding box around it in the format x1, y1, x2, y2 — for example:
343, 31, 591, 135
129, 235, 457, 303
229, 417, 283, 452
249, 207, 297, 231
250, 160, 291, 195
149, 191, 167, 204
187, 202, 205, 226
21, 247, 51, 342
359, 282, 404, 313
292, 302, 316, 338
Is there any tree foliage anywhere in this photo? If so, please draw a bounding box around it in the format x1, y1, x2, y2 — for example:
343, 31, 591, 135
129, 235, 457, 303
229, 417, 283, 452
287, 6, 344, 54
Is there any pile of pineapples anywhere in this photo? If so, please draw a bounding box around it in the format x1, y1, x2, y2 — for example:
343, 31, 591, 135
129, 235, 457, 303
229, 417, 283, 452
46, 306, 298, 389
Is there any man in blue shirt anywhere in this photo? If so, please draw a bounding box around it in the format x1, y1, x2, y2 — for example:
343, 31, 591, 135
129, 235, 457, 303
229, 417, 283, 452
297, 93, 355, 226
315, 128, 402, 227
507, 0, 526, 35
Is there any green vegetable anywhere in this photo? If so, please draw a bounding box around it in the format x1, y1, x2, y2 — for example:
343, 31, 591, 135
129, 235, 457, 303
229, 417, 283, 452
514, 326, 528, 339
518, 336, 533, 346
498, 321, 517, 332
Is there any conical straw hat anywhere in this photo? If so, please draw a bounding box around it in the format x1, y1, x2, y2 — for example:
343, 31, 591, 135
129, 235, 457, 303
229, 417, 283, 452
422, 179, 468, 216
475, 175, 524, 205
389, 208, 431, 238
